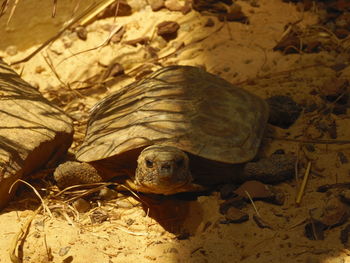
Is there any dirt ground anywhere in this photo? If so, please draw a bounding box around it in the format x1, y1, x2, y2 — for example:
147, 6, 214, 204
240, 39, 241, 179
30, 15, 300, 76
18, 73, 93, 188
1, 0, 350, 262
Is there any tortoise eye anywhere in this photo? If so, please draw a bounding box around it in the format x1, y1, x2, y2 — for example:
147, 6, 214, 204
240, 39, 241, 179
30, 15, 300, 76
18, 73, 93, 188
145, 159, 153, 168
176, 159, 184, 167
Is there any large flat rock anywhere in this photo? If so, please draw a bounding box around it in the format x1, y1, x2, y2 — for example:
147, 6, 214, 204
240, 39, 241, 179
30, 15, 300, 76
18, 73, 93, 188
0, 59, 73, 209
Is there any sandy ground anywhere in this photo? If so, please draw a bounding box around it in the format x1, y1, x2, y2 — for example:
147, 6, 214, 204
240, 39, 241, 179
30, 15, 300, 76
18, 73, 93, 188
1, 0, 350, 262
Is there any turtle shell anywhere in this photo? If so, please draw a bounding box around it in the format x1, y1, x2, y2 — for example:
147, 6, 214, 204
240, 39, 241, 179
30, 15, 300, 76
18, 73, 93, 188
76, 65, 268, 164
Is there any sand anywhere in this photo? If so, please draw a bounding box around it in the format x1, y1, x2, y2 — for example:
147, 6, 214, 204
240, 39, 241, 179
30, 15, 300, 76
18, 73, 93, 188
1, 0, 350, 262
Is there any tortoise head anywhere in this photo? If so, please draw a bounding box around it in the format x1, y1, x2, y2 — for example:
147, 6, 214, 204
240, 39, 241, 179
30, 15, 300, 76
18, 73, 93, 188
131, 145, 193, 195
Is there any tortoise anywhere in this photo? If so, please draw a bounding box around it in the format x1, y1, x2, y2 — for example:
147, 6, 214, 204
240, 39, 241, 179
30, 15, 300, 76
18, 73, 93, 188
54, 65, 282, 195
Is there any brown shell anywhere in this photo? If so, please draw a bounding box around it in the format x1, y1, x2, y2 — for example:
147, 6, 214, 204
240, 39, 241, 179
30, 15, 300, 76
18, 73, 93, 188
76, 66, 268, 164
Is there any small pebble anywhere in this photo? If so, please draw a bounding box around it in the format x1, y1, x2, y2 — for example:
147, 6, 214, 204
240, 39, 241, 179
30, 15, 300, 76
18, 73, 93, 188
204, 18, 215, 27
235, 180, 271, 199
165, 0, 183, 11
181, 1, 192, 14
97, 1, 132, 18
313, 196, 349, 227
75, 26, 88, 41
72, 198, 91, 213
266, 95, 302, 129
219, 195, 246, 214
222, 207, 249, 224
125, 218, 135, 226
5, 45, 18, 56
149, 0, 164, 11
321, 78, 348, 105
219, 184, 236, 199
234, 180, 285, 205
111, 26, 126, 43
35, 65, 46, 74
102, 62, 125, 79
273, 149, 285, 155
338, 152, 349, 164
98, 187, 118, 200
220, 4, 247, 22
164, 247, 179, 254
340, 224, 350, 245
253, 215, 272, 229
90, 209, 109, 224
340, 189, 350, 204
115, 199, 134, 209
124, 37, 150, 46
305, 220, 326, 240
304, 144, 315, 152
61, 36, 73, 49
156, 21, 180, 41
58, 246, 71, 257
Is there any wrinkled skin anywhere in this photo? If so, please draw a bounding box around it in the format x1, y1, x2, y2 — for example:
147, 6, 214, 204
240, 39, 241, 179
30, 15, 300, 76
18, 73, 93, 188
130, 145, 204, 194
54, 145, 206, 194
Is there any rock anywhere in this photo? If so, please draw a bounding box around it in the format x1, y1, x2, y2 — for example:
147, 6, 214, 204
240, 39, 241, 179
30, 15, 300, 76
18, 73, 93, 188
111, 26, 126, 43
90, 209, 109, 224
204, 18, 215, 27
340, 224, 350, 245
115, 199, 135, 209
149, 0, 165, 11
193, 1, 247, 23
304, 144, 315, 152
305, 220, 326, 240
273, 149, 285, 155
35, 65, 46, 74
269, 188, 285, 206
176, 232, 190, 240
234, 180, 285, 205
97, 1, 132, 19
181, 1, 192, 14
156, 21, 180, 41
253, 215, 272, 229
320, 78, 348, 105
273, 25, 302, 54
219, 184, 236, 199
165, 0, 183, 11
0, 59, 73, 209
98, 187, 118, 200
312, 197, 349, 228
334, 28, 350, 39
72, 198, 91, 213
101, 62, 125, 79
58, 246, 71, 257
218, 4, 248, 22
75, 26, 88, 41
124, 36, 150, 46
317, 183, 350, 193
266, 95, 302, 129
193, 0, 232, 13
163, 0, 191, 14
235, 181, 271, 199
335, 12, 350, 30
314, 118, 337, 139
5, 45, 18, 56
340, 189, 350, 204
221, 207, 249, 224
338, 152, 349, 164
321, 197, 349, 227
219, 195, 247, 214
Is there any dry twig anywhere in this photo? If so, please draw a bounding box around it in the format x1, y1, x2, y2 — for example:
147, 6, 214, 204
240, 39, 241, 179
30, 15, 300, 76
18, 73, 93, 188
295, 161, 312, 205
9, 206, 42, 263
9, 179, 52, 217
